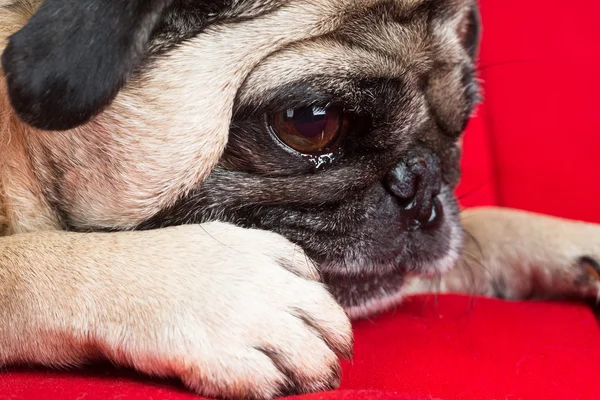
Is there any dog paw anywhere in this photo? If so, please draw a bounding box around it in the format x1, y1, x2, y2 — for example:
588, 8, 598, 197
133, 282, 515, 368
90, 223, 353, 399
575, 256, 600, 301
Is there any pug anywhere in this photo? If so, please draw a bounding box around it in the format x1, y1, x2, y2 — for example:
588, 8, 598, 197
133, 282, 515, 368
1, 0, 599, 399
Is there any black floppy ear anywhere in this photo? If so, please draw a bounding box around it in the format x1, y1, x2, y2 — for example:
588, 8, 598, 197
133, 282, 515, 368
1, 0, 174, 131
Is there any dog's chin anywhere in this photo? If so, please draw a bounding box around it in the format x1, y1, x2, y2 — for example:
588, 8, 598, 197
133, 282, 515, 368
321, 193, 463, 320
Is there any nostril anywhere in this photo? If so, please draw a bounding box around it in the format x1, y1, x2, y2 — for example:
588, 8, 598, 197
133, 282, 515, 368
384, 149, 444, 229
413, 197, 444, 230
407, 157, 428, 172
383, 163, 417, 202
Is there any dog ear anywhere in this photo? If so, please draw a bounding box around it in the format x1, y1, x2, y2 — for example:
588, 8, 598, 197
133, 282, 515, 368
1, 0, 174, 131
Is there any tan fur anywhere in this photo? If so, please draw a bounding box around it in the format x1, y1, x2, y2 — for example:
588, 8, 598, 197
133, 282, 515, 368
0, 83, 61, 234
0, 186, 6, 235
0, 0, 49, 235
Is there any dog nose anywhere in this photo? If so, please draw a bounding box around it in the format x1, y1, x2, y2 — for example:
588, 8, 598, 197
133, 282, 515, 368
383, 150, 444, 229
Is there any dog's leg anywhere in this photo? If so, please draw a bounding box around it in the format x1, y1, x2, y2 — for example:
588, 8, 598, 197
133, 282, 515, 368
403, 207, 600, 302
0, 223, 352, 399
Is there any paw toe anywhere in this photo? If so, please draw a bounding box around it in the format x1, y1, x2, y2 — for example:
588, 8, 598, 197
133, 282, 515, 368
579, 256, 600, 282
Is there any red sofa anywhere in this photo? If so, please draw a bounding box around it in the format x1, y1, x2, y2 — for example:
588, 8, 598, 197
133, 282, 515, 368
3, 0, 600, 399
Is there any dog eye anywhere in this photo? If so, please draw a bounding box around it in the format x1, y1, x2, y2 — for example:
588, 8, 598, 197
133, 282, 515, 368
267, 106, 349, 154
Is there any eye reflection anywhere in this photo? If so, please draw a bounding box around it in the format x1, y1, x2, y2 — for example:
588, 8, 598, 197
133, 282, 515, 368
268, 106, 348, 154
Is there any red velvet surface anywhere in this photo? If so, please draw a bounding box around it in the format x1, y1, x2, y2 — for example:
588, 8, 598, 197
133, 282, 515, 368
3, 0, 600, 399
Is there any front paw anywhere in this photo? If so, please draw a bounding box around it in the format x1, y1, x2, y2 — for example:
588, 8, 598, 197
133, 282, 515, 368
93, 223, 353, 399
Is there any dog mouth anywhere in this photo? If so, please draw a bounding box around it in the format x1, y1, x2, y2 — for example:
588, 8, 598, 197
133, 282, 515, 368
324, 268, 408, 319
316, 187, 463, 270
322, 244, 462, 320
322, 239, 461, 319
317, 189, 464, 318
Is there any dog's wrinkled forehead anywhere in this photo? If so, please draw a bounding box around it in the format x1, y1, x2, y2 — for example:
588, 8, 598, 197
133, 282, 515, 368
142, 0, 477, 140
151, 0, 473, 56
149, 0, 288, 53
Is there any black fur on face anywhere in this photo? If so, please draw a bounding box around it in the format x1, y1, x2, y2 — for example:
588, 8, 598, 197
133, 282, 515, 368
139, 1, 482, 310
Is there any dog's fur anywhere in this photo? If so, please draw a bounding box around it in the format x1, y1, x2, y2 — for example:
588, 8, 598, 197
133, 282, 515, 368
1, 0, 600, 398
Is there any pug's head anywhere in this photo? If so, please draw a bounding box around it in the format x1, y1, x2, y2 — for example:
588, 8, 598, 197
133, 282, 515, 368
2, 0, 481, 318
142, 0, 482, 317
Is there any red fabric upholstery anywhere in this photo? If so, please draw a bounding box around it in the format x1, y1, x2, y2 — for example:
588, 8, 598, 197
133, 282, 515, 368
459, 0, 600, 223
3, 0, 600, 399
